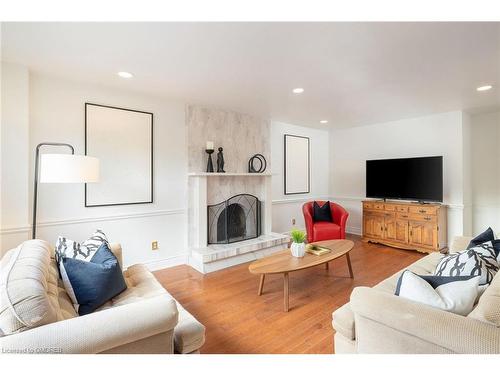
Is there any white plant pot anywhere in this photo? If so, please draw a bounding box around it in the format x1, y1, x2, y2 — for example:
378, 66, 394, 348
290, 242, 306, 258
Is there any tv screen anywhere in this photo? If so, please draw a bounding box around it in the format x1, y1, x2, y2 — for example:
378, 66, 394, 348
366, 156, 443, 202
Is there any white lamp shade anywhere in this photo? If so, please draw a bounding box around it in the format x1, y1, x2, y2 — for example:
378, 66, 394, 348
40, 154, 100, 183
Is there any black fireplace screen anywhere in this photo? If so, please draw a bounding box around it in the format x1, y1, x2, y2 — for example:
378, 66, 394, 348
207, 194, 261, 244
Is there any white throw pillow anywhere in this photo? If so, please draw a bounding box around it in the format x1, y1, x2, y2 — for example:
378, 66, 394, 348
395, 270, 480, 316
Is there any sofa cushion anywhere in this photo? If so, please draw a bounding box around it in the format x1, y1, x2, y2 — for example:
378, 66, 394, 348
97, 264, 165, 309
0, 240, 77, 335
313, 222, 341, 241
374, 252, 443, 294
469, 271, 500, 327
450, 236, 473, 253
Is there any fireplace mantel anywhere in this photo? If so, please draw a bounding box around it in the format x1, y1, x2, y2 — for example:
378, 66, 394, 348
188, 172, 273, 177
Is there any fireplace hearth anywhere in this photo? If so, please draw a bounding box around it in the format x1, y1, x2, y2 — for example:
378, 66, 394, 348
208, 194, 261, 244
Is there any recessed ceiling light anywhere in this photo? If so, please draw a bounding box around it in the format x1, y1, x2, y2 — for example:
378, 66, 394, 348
292, 88, 304, 94
117, 71, 134, 79
319, 120, 328, 124
477, 85, 492, 92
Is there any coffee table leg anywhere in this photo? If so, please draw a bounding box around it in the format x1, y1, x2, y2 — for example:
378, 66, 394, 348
325, 261, 329, 270
346, 253, 354, 278
258, 274, 265, 296
284, 272, 289, 312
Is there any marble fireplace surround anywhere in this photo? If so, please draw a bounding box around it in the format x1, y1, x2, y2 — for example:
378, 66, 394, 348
187, 173, 288, 273
186, 106, 288, 273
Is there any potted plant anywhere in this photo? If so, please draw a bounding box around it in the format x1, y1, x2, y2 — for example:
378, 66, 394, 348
290, 229, 306, 258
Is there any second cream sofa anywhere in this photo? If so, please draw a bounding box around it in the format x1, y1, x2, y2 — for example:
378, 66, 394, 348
332, 236, 500, 354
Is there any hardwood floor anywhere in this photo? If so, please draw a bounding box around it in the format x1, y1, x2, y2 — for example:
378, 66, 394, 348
153, 234, 424, 354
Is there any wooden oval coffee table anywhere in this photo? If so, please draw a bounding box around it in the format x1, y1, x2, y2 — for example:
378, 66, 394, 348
248, 239, 354, 312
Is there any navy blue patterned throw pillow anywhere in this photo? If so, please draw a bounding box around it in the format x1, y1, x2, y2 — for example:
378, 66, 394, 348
465, 227, 500, 261
59, 242, 127, 315
435, 241, 499, 287
313, 201, 333, 222
467, 227, 495, 249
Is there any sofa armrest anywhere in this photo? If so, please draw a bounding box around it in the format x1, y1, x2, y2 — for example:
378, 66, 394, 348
302, 203, 315, 243
350, 287, 500, 354
0, 295, 178, 354
449, 236, 472, 253
331, 203, 349, 239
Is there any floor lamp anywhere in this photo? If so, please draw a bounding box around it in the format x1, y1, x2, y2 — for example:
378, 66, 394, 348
32, 142, 99, 239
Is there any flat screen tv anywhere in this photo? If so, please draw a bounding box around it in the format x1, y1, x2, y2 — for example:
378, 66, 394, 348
366, 156, 443, 203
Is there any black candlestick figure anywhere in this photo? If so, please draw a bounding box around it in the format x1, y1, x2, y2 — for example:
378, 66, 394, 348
205, 149, 214, 172
216, 147, 225, 173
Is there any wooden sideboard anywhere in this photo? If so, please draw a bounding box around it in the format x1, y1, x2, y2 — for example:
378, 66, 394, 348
362, 200, 447, 253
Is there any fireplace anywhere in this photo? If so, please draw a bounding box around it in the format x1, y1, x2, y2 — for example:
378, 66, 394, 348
207, 194, 261, 244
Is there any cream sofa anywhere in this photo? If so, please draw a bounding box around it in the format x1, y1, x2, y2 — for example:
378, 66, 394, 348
0, 240, 205, 354
332, 236, 500, 354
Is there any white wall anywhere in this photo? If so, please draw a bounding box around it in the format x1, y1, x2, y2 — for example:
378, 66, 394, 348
1, 67, 188, 269
271, 121, 330, 233
470, 110, 500, 234
330, 111, 470, 241
462, 112, 472, 236
1, 63, 30, 249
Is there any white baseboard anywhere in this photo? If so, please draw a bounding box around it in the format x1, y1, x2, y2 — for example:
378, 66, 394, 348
272, 196, 331, 205
142, 254, 188, 271
346, 226, 362, 236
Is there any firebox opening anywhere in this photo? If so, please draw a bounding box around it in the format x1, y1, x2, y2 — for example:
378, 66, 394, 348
217, 203, 246, 243
208, 194, 260, 245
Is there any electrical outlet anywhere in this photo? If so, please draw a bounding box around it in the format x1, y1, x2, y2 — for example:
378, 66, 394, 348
292, 218, 296, 225
152, 241, 159, 250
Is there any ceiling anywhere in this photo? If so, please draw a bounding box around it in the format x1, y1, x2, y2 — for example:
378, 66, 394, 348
2, 22, 500, 128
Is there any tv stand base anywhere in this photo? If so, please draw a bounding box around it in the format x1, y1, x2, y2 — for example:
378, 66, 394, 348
362, 200, 448, 254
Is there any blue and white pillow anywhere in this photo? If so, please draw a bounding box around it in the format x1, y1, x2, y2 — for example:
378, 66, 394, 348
395, 271, 480, 315
55, 229, 108, 263
56, 231, 127, 315
434, 241, 499, 286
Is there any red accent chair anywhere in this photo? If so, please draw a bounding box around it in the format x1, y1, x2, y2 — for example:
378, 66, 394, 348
302, 201, 349, 243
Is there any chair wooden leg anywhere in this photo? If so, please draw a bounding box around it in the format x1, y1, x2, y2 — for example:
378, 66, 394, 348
283, 272, 289, 312
346, 253, 354, 278
258, 274, 265, 296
